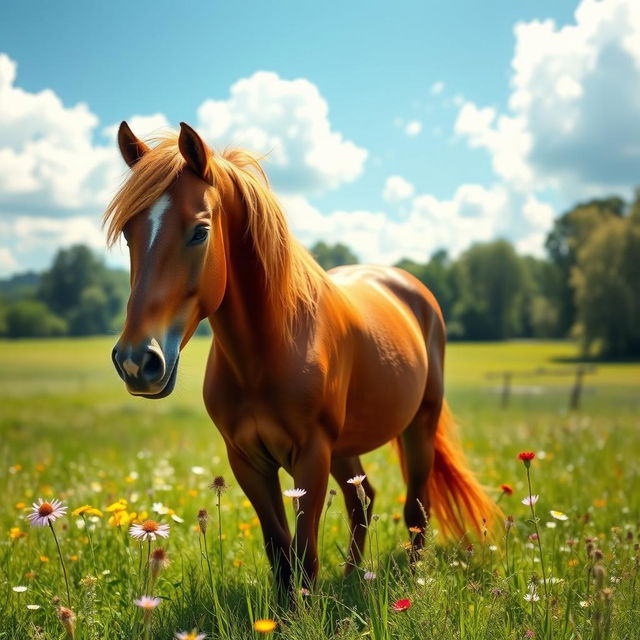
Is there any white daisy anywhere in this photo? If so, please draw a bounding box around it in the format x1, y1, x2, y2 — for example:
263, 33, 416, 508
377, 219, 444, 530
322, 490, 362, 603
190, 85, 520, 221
129, 520, 170, 541
347, 475, 366, 486
283, 488, 307, 499
27, 498, 67, 527
134, 595, 161, 610
550, 510, 569, 521
521, 495, 539, 507
175, 630, 207, 640
12, 586, 27, 593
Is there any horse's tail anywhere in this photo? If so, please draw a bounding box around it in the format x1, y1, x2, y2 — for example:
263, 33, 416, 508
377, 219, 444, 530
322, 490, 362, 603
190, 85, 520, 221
428, 401, 501, 540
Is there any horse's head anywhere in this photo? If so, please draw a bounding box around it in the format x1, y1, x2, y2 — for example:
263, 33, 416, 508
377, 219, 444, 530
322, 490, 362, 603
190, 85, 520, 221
108, 122, 227, 398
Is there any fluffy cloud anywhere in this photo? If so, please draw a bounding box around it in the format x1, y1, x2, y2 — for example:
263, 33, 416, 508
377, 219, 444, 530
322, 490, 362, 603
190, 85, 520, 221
383, 176, 415, 203
404, 120, 423, 137
197, 71, 367, 193
455, 0, 640, 200
282, 183, 550, 265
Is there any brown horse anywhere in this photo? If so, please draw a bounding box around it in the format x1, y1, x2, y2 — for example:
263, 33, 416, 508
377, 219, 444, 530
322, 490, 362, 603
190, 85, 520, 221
105, 121, 497, 589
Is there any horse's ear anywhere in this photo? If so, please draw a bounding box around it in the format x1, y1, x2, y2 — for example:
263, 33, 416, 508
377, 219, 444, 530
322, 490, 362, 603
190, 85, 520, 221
178, 122, 215, 186
117, 121, 150, 168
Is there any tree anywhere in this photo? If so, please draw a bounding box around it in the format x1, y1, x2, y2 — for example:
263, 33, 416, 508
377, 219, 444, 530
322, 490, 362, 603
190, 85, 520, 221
572, 214, 640, 357
545, 197, 625, 334
4, 299, 67, 338
38, 245, 127, 336
310, 241, 359, 270
452, 240, 526, 340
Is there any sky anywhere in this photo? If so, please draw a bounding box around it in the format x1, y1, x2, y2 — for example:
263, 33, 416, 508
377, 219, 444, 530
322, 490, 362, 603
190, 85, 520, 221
1, 0, 639, 276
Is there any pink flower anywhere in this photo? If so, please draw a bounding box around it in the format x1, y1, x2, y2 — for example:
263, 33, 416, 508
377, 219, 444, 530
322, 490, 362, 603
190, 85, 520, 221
27, 499, 67, 527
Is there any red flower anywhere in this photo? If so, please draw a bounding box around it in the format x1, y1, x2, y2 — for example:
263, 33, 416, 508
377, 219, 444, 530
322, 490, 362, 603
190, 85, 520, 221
517, 452, 535, 462
392, 598, 411, 612
500, 484, 513, 496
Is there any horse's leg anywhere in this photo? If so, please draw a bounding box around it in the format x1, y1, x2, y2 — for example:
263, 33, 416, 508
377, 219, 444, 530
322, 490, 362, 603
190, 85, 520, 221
226, 448, 292, 589
330, 455, 376, 574
290, 439, 331, 587
399, 365, 443, 560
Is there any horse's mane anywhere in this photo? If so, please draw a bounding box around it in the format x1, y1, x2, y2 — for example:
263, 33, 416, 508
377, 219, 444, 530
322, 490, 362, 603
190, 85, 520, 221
103, 132, 330, 333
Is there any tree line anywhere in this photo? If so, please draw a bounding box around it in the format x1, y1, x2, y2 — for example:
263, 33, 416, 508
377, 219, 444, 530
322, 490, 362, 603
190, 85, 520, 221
1, 191, 639, 357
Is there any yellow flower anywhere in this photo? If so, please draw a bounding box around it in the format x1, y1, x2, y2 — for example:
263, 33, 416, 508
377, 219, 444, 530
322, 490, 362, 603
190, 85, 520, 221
9, 527, 27, 540
106, 499, 128, 513
35, 463, 46, 472
15, 502, 26, 510
187, 489, 198, 498
253, 619, 277, 633
69, 555, 78, 562
108, 510, 136, 527
39, 556, 49, 563
72, 505, 104, 517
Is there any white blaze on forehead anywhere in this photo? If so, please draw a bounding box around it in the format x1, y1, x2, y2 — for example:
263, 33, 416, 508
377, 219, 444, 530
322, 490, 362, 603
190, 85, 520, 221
147, 194, 171, 251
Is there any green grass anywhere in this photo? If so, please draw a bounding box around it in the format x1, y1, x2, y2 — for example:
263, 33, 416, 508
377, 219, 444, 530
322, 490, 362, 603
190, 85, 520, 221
1, 338, 639, 639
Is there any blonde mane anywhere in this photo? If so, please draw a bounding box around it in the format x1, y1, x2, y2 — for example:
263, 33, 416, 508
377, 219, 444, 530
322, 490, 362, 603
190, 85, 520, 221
103, 132, 330, 332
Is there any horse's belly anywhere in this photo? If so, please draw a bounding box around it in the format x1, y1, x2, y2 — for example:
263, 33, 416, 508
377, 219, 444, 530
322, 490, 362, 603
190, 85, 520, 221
332, 335, 427, 457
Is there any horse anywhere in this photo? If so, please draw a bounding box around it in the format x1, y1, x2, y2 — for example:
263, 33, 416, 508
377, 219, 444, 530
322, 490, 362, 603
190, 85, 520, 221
105, 121, 497, 590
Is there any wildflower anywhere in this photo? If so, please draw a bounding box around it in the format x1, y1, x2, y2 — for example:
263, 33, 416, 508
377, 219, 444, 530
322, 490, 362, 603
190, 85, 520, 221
129, 519, 170, 541
529, 533, 539, 541
171, 513, 184, 523
190, 466, 206, 475
9, 527, 27, 540
27, 604, 41, 610
134, 595, 161, 611
518, 451, 536, 468
521, 495, 539, 507
500, 484, 513, 496
409, 526, 422, 534
28, 498, 67, 527
150, 547, 170, 580
71, 505, 103, 518
550, 510, 568, 521
209, 476, 228, 495
106, 499, 128, 513
40, 556, 49, 563
300, 587, 311, 597
326, 488, 337, 508
12, 586, 28, 593
392, 512, 402, 523
364, 571, 376, 581
392, 598, 411, 612
152, 503, 170, 515
176, 631, 207, 640
505, 515, 515, 531
546, 522, 556, 529
197, 509, 209, 534
525, 631, 535, 639
283, 488, 307, 513
57, 606, 76, 639
347, 475, 367, 503
524, 590, 540, 602
253, 619, 277, 633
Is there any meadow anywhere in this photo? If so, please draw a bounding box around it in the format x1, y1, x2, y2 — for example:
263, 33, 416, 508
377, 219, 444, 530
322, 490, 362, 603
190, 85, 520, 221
1, 338, 639, 640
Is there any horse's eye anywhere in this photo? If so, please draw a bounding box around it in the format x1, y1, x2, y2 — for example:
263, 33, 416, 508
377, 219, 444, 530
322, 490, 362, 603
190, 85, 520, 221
189, 226, 209, 245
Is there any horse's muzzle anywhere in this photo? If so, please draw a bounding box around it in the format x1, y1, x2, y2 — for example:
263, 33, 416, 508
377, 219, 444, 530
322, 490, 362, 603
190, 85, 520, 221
112, 338, 178, 398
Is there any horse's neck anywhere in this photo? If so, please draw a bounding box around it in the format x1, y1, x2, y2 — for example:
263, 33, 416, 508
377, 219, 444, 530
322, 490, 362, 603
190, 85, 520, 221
208, 185, 287, 375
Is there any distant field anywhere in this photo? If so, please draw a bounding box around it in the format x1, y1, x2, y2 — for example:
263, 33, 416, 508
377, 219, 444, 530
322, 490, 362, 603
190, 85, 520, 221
1, 338, 639, 639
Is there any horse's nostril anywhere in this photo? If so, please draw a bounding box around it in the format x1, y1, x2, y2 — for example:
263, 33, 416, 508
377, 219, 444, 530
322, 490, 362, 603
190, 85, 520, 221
112, 346, 125, 379
141, 348, 165, 384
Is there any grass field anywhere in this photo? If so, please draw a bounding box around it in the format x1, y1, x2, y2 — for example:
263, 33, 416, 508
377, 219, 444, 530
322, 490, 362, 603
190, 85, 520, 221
1, 338, 639, 639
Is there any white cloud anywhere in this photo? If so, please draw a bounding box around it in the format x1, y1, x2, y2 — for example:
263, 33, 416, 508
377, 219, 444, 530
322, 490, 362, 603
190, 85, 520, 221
430, 81, 445, 95
454, 0, 640, 200
0, 247, 18, 275
197, 71, 367, 193
404, 120, 423, 137
383, 176, 415, 203
282, 184, 550, 265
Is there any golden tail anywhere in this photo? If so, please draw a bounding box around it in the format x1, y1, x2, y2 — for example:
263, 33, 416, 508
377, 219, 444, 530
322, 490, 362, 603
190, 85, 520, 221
428, 401, 501, 539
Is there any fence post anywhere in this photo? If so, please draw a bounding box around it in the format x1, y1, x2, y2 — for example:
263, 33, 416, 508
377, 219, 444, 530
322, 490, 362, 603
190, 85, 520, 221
501, 371, 512, 408
569, 366, 585, 411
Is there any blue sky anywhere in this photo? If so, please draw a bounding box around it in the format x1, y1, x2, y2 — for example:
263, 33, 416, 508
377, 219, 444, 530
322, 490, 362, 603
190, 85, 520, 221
1, 0, 639, 274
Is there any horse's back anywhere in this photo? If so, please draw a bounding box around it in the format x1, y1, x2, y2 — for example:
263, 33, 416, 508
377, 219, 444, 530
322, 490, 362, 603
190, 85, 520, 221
326, 264, 445, 456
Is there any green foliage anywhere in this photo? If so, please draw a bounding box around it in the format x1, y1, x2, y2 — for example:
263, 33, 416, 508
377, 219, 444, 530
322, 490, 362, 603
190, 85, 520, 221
311, 241, 359, 270
4, 299, 68, 337
451, 240, 526, 340
572, 214, 640, 356
545, 197, 625, 335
